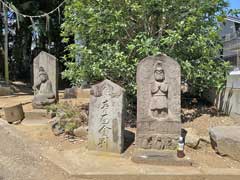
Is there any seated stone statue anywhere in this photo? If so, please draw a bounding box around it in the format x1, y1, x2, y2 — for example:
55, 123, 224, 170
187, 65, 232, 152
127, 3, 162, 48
32, 67, 56, 109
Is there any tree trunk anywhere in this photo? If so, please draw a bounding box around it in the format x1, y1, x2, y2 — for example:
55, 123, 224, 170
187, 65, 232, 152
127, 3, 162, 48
4, 5, 9, 83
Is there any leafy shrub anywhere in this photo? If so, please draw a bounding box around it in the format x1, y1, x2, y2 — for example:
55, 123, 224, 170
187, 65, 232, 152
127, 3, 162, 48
61, 0, 231, 112
48, 102, 88, 134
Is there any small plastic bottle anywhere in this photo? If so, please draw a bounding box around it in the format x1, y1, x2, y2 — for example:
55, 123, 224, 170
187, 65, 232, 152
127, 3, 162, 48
177, 136, 185, 158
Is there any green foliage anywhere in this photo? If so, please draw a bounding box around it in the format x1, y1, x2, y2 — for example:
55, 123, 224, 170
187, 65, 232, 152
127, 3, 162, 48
48, 102, 88, 134
0, 0, 65, 81
61, 0, 231, 102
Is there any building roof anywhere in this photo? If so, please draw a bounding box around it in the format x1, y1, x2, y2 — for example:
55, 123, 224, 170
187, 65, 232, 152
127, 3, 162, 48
226, 16, 240, 23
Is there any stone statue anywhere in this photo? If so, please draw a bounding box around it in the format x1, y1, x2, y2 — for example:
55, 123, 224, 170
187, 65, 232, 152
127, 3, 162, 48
32, 67, 56, 109
150, 61, 168, 118
136, 55, 181, 151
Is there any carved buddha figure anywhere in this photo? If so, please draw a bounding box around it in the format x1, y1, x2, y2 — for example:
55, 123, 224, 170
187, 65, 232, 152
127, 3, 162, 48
150, 61, 168, 118
32, 67, 56, 108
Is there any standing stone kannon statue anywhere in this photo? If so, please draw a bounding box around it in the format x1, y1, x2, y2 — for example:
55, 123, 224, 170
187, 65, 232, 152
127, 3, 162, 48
150, 61, 168, 119
136, 54, 181, 150
88, 79, 125, 153
32, 67, 56, 109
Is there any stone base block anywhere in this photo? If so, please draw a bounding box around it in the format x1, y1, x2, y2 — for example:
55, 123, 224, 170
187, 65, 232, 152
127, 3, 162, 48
59, 98, 89, 106
0, 87, 13, 96
209, 126, 240, 161
24, 109, 55, 120
137, 120, 181, 134
76, 88, 90, 98
64, 87, 90, 99
132, 149, 192, 166
136, 134, 179, 150
3, 103, 24, 123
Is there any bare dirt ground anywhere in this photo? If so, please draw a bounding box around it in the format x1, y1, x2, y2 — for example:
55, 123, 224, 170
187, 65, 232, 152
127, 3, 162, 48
14, 114, 240, 169
1, 82, 240, 179
181, 97, 240, 169
11, 106, 240, 170
183, 114, 240, 169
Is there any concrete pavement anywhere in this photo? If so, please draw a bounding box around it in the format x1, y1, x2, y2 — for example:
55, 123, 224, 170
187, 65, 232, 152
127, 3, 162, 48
0, 119, 71, 180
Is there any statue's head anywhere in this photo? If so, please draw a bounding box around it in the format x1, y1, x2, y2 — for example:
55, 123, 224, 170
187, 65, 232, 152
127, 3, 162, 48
39, 67, 48, 82
154, 61, 165, 82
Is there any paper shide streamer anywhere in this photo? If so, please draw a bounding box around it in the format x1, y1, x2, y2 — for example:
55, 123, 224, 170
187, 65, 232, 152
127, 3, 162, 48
0, 0, 66, 30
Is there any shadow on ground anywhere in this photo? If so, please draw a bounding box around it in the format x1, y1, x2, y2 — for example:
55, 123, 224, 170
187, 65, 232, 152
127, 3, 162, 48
181, 96, 222, 123
123, 129, 135, 153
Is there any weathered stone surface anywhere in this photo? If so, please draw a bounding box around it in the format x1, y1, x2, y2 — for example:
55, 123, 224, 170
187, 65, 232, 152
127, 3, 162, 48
0, 87, 13, 96
51, 120, 65, 136
88, 79, 125, 153
0, 81, 13, 96
73, 126, 88, 137
33, 51, 58, 107
64, 87, 77, 99
59, 98, 89, 107
3, 103, 24, 123
209, 126, 240, 161
33, 51, 58, 96
132, 150, 192, 166
184, 128, 210, 149
64, 87, 90, 99
136, 55, 181, 150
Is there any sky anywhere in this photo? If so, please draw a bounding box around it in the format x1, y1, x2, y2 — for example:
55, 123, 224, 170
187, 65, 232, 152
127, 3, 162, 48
229, 0, 240, 9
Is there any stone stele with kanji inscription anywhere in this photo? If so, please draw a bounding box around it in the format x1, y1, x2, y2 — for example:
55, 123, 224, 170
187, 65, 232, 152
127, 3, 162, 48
88, 79, 125, 153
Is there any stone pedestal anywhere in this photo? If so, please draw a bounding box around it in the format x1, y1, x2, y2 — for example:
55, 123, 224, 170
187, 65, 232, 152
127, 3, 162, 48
0, 81, 13, 96
132, 149, 192, 166
88, 79, 125, 153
